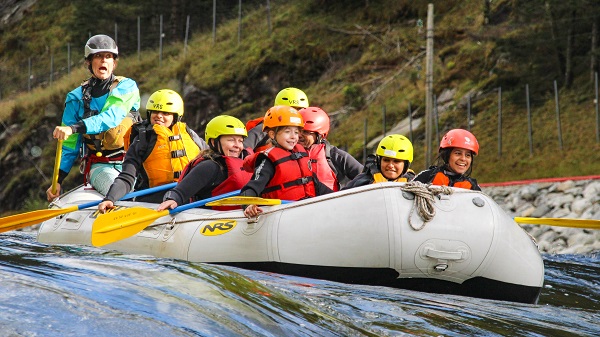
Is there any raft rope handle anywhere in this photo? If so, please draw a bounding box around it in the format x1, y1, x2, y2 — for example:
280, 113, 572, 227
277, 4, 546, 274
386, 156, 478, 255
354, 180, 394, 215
161, 182, 459, 228
400, 181, 453, 231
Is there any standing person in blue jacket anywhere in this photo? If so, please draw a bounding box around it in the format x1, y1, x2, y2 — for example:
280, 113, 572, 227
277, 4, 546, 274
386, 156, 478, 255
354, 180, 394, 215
46, 34, 140, 201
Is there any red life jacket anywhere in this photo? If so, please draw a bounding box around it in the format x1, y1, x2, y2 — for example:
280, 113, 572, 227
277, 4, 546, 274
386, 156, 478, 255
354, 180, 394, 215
260, 145, 316, 201
432, 171, 474, 190
307, 143, 339, 191
179, 155, 252, 210
242, 151, 260, 173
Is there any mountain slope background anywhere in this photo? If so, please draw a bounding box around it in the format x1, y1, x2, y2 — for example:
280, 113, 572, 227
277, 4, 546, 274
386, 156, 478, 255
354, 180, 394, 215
2, 0, 600, 214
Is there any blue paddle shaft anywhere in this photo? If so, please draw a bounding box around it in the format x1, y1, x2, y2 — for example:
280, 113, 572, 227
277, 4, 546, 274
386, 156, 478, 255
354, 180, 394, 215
168, 189, 242, 215
76, 182, 178, 210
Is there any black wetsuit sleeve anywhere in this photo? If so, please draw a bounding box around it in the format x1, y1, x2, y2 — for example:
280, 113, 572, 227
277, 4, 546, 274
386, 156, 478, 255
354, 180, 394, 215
240, 156, 275, 198
412, 168, 437, 184
342, 172, 374, 190
104, 140, 146, 202
313, 175, 334, 196
469, 178, 482, 191
330, 146, 363, 181
163, 160, 225, 205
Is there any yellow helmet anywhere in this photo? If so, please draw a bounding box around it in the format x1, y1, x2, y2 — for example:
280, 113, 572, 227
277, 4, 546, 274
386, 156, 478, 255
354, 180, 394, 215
146, 89, 184, 116
205, 115, 248, 144
376, 134, 414, 162
263, 105, 304, 130
274, 87, 309, 108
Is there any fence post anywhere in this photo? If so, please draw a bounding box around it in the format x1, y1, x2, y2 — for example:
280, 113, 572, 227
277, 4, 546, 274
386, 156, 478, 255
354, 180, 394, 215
382, 104, 386, 136
238, 0, 242, 45
114, 22, 118, 45
554, 80, 563, 150
266, 0, 272, 36
408, 102, 413, 142
67, 43, 71, 75
213, 0, 217, 44
159, 14, 163, 65
363, 118, 368, 165
28, 58, 32, 92
434, 94, 439, 146
596, 72, 599, 143
184, 15, 190, 56
526, 84, 533, 156
467, 94, 471, 131
497, 87, 502, 157
50, 52, 54, 84
137, 16, 141, 61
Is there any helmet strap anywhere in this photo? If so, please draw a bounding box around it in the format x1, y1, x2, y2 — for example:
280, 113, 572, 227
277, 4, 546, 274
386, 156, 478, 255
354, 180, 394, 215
209, 136, 223, 155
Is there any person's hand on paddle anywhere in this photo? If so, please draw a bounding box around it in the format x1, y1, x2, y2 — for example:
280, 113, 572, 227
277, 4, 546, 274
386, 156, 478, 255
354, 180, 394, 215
53, 126, 73, 140
46, 183, 61, 202
243, 204, 263, 218
157, 199, 178, 211
98, 200, 115, 214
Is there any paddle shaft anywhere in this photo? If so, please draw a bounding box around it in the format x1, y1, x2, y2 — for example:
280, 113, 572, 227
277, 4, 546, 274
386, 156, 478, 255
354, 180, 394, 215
515, 217, 600, 230
51, 140, 63, 194
168, 189, 242, 214
76, 181, 178, 210
0, 182, 178, 234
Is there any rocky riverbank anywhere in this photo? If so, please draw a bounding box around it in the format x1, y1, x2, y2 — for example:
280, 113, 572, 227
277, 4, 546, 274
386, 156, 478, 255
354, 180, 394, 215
483, 179, 600, 255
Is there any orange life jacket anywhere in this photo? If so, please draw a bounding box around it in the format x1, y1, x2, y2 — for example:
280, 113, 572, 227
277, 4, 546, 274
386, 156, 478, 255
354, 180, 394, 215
431, 171, 473, 190
142, 122, 201, 187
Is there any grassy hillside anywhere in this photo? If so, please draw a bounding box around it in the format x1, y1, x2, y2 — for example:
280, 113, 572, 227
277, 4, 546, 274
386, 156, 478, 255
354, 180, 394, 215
2, 0, 600, 214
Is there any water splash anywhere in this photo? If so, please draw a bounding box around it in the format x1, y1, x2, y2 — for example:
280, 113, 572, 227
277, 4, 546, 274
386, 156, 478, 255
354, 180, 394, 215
1, 232, 599, 336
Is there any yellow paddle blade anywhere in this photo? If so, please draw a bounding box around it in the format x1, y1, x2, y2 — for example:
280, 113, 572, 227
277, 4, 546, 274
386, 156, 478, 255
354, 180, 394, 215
92, 207, 170, 247
0, 206, 79, 234
514, 217, 600, 230
205, 196, 283, 206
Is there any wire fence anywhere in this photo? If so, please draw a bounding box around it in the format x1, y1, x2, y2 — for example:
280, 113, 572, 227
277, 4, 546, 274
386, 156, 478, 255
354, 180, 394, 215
361, 75, 600, 164
0, 0, 270, 98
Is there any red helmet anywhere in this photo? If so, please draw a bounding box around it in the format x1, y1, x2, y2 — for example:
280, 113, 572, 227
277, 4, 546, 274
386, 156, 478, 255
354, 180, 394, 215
298, 107, 330, 138
439, 129, 479, 155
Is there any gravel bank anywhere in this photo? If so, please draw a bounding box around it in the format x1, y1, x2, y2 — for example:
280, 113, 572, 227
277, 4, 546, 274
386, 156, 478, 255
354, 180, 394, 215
483, 179, 600, 254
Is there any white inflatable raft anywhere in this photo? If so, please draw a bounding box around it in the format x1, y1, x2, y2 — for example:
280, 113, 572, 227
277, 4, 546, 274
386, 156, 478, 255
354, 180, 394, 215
37, 182, 544, 304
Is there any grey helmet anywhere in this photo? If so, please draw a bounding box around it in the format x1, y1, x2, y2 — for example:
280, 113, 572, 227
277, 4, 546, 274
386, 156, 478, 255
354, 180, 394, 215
84, 35, 118, 59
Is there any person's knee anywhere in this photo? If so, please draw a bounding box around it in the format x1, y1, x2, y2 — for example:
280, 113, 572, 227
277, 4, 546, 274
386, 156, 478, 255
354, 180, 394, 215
90, 165, 121, 195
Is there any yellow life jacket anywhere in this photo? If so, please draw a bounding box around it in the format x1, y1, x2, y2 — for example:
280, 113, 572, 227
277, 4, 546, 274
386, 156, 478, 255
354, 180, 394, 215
142, 122, 201, 187
372, 172, 408, 183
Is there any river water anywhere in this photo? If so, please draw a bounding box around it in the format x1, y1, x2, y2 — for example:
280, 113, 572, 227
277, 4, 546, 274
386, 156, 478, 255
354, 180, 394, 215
0, 231, 598, 336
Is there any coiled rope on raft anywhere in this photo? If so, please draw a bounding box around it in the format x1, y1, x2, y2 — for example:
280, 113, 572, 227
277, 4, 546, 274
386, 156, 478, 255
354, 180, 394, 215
400, 181, 454, 231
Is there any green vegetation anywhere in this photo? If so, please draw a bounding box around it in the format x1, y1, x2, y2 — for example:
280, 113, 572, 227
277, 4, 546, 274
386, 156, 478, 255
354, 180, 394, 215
2, 0, 600, 214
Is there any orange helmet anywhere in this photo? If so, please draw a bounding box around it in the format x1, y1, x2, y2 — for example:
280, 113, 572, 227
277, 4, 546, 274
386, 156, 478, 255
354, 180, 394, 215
262, 105, 304, 130
439, 129, 479, 155
298, 107, 330, 139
